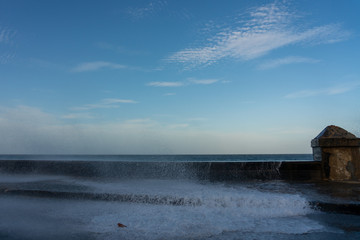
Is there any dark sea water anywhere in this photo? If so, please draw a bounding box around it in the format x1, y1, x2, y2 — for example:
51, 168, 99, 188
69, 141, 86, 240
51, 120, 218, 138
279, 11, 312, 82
0, 153, 313, 162
1, 154, 360, 240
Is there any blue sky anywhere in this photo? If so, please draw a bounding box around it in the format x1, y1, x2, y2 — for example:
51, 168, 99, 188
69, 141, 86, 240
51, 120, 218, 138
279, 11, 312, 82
0, 0, 359, 154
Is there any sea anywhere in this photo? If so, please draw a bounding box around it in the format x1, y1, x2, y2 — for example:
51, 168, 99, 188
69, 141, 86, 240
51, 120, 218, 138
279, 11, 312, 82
1, 154, 360, 240
0, 154, 313, 162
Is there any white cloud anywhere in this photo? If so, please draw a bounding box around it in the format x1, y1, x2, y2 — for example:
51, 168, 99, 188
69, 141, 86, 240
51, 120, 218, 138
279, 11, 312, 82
126, 0, 167, 19
72, 61, 127, 72
188, 78, 219, 85
258, 56, 320, 69
102, 98, 137, 104
148, 78, 220, 87
147, 81, 184, 87
285, 82, 360, 99
72, 98, 137, 111
167, 2, 350, 69
297, 24, 350, 45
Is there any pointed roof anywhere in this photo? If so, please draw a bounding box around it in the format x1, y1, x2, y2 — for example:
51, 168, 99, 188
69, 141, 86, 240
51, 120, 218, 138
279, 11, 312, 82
311, 125, 360, 148
314, 125, 357, 139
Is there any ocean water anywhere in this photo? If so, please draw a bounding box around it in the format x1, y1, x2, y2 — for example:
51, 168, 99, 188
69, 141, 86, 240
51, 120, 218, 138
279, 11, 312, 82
0, 154, 313, 162
0, 154, 360, 240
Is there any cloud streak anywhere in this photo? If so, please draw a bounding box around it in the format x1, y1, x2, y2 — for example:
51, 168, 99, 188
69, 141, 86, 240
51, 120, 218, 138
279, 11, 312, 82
72, 98, 137, 111
285, 82, 360, 99
147, 81, 184, 87
61, 113, 94, 119
167, 2, 350, 69
72, 61, 127, 72
258, 56, 320, 69
126, 0, 167, 19
188, 78, 219, 85
0, 26, 16, 43
147, 78, 220, 87
0, 26, 17, 64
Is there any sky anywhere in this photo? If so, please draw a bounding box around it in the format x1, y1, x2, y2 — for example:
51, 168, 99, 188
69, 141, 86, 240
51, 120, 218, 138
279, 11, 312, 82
0, 0, 359, 154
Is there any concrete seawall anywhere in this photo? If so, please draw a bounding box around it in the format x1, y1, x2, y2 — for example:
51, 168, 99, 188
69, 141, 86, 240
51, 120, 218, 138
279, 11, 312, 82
0, 160, 322, 181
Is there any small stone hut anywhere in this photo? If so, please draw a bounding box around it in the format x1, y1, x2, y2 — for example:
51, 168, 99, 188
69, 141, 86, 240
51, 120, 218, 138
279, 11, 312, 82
311, 125, 360, 181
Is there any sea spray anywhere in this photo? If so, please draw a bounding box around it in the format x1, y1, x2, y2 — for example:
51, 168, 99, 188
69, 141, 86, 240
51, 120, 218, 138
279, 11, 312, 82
1, 173, 351, 240
1, 154, 354, 239
85, 179, 323, 240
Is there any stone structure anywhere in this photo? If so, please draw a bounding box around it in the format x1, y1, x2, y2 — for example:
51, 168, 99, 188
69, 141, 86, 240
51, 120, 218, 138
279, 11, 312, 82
311, 125, 360, 181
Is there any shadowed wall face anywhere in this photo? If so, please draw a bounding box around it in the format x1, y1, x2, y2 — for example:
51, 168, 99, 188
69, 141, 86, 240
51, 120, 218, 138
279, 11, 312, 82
312, 125, 360, 181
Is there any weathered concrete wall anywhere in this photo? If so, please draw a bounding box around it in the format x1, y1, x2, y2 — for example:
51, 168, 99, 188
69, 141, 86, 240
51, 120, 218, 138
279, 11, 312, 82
322, 147, 360, 181
0, 160, 322, 181
311, 125, 360, 181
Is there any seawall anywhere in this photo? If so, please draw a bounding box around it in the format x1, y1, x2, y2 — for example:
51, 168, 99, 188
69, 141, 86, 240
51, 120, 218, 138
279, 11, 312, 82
0, 160, 322, 181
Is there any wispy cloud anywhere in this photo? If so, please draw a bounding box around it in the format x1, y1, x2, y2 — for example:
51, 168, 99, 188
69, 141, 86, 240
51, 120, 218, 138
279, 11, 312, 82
102, 98, 137, 104
72, 61, 127, 72
285, 82, 360, 99
0, 26, 16, 43
97, 42, 149, 56
61, 113, 94, 119
0, 53, 16, 64
147, 81, 184, 87
148, 78, 220, 87
126, 0, 167, 19
72, 98, 137, 111
0, 26, 17, 64
258, 56, 320, 69
188, 78, 219, 85
167, 2, 350, 69
72, 60, 153, 73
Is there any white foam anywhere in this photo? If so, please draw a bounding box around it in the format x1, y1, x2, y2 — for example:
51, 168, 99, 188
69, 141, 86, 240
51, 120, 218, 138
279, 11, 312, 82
0, 177, 339, 239
71, 179, 327, 239
87, 202, 324, 240
68, 179, 313, 217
